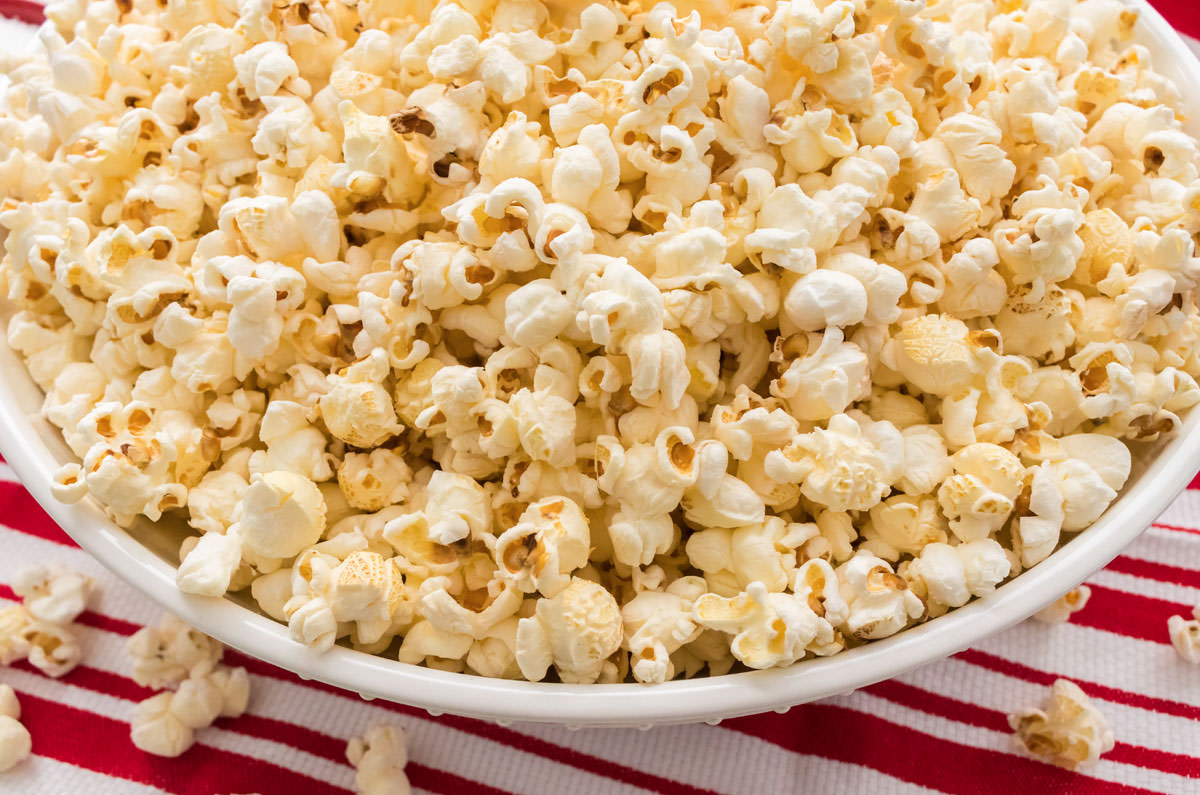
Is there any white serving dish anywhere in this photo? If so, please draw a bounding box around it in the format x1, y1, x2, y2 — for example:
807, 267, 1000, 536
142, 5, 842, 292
2, 0, 1199, 729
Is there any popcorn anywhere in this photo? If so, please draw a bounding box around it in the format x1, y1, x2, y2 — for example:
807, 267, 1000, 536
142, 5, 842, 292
130, 691, 196, 757
837, 552, 924, 640
1168, 607, 1200, 664
235, 471, 327, 560
23, 621, 82, 679
867, 495, 948, 559
904, 540, 1011, 612
693, 575, 841, 669
253, 400, 334, 482
250, 569, 294, 623
882, 315, 976, 398
935, 113, 1016, 202
0, 606, 30, 665
504, 280, 573, 347
782, 270, 868, 332
516, 577, 623, 683
937, 444, 1025, 542
0, 685, 30, 773
495, 497, 590, 597
421, 470, 491, 546
396, 620, 473, 669
680, 474, 766, 530
11, 565, 90, 626
177, 529, 244, 597
127, 613, 249, 757
1009, 680, 1115, 770
766, 413, 901, 513
2, 565, 91, 678
621, 577, 704, 684
207, 665, 251, 718
769, 329, 871, 421
320, 350, 402, 449
337, 449, 411, 513
126, 613, 223, 689
509, 387, 577, 468
1034, 586, 1092, 624
5, 0, 1199, 685
347, 725, 411, 795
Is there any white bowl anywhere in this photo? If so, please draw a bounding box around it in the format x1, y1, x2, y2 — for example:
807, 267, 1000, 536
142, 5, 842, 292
3, 0, 1200, 729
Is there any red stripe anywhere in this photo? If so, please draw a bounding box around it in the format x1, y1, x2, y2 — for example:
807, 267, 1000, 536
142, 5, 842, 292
1189, 472, 1200, 491
12, 690, 351, 795
0, 481, 77, 547
1152, 0, 1200, 42
0, 586, 144, 638
1106, 556, 1200, 590
723, 703, 1156, 795
11, 659, 155, 702
0, 0, 42, 24
958, 649, 1200, 723
1107, 744, 1200, 779
1074, 585, 1188, 644
73, 606, 141, 636
1152, 522, 1200, 538
866, 679, 1007, 732
406, 764, 512, 795
217, 712, 346, 764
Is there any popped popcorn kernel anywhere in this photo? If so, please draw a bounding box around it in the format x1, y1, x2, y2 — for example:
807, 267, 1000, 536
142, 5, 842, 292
1168, 606, 1200, 664
127, 613, 250, 757
0, 686, 30, 773
0, 714, 31, 773
1009, 679, 1115, 770
347, 724, 410, 795
1, 565, 91, 678
1034, 586, 1092, 624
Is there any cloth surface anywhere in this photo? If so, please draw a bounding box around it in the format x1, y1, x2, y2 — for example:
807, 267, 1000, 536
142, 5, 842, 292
2, 2, 1200, 794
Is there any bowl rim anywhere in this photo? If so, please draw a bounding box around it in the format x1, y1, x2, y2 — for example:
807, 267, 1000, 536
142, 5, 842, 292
2, 0, 1199, 729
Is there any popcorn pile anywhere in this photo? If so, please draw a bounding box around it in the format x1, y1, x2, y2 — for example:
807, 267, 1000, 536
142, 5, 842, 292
0, 565, 91, 678
126, 613, 250, 757
2, 0, 1200, 683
